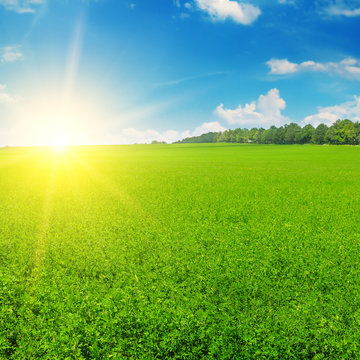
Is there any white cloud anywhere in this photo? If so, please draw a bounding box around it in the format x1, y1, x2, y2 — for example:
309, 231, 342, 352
302, 96, 360, 127
107, 121, 226, 144
326, 5, 360, 17
0, 0, 45, 13
120, 128, 181, 144
0, 84, 18, 104
1, 46, 23, 63
278, 0, 295, 4
267, 57, 360, 79
192, 0, 261, 25
266, 59, 299, 74
192, 121, 226, 135
215, 88, 288, 128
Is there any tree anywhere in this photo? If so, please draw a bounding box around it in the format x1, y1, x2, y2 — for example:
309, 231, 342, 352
313, 124, 328, 144
301, 124, 315, 144
274, 126, 285, 144
354, 122, 360, 145
342, 119, 357, 144
262, 126, 278, 144
325, 119, 355, 145
257, 128, 265, 143
249, 128, 258, 143
235, 128, 244, 143
175, 119, 358, 145
284, 123, 301, 144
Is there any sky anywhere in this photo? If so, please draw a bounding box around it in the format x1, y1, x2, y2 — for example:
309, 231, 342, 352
0, 0, 360, 145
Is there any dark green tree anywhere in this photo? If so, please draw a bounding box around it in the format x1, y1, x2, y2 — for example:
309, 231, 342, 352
301, 124, 315, 144
325, 119, 355, 144
176, 119, 358, 145
284, 123, 301, 144
313, 124, 328, 144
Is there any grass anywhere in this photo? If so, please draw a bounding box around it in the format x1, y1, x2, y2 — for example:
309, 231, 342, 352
1, 143, 360, 359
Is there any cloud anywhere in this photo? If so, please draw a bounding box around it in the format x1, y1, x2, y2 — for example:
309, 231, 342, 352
326, 5, 360, 17
191, 0, 261, 25
0, 0, 45, 13
266, 59, 299, 75
191, 121, 226, 135
108, 121, 226, 144
0, 84, 18, 104
119, 128, 181, 144
1, 46, 23, 63
278, 0, 295, 4
267, 57, 360, 79
215, 88, 288, 128
302, 96, 360, 127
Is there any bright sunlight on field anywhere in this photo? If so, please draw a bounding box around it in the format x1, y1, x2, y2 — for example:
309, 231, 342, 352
1, 144, 360, 359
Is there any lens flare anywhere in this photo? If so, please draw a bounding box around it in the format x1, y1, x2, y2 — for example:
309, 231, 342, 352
51, 134, 68, 151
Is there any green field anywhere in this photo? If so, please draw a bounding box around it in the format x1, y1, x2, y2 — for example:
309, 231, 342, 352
1, 144, 360, 359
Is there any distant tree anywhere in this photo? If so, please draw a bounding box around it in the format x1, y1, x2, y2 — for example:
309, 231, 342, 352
274, 126, 284, 144
284, 123, 301, 144
151, 140, 167, 144
257, 128, 266, 143
176, 132, 218, 143
354, 122, 360, 145
249, 128, 258, 142
221, 130, 231, 143
228, 129, 235, 143
260, 129, 267, 144
242, 128, 250, 143
263, 126, 278, 144
325, 123, 337, 144
174, 119, 358, 145
325, 119, 356, 145
301, 124, 315, 144
313, 124, 328, 144
213, 132, 222, 142
342, 119, 357, 144
235, 128, 243, 143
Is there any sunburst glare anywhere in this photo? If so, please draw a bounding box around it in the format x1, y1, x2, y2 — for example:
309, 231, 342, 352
51, 134, 68, 151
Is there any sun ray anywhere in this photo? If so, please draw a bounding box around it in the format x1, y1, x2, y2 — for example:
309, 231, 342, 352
27, 151, 59, 293
61, 12, 85, 123
67, 149, 160, 228
0, 146, 41, 169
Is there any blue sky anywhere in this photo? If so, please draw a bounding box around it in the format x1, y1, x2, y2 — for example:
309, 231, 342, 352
0, 0, 360, 145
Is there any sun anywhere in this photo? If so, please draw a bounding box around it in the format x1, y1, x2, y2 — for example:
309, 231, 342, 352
50, 134, 68, 151
17, 86, 106, 147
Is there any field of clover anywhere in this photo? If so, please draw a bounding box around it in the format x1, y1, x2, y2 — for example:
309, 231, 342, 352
1, 143, 360, 359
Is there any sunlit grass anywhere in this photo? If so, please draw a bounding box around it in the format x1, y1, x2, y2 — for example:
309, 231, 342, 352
1, 144, 360, 359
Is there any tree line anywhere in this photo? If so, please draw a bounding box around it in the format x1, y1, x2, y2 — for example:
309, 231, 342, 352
175, 119, 360, 145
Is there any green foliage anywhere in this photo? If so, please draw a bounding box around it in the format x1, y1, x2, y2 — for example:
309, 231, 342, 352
313, 124, 328, 145
175, 132, 218, 143
176, 119, 360, 145
1, 144, 360, 358
151, 140, 167, 144
301, 124, 315, 144
325, 119, 359, 145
